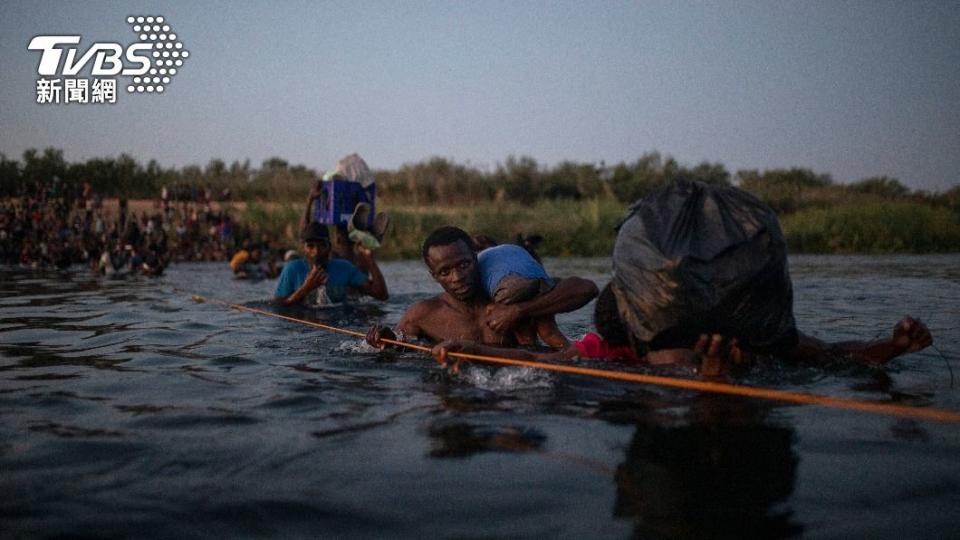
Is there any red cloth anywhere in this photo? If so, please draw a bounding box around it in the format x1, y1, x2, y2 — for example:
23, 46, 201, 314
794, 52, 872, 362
573, 332, 640, 363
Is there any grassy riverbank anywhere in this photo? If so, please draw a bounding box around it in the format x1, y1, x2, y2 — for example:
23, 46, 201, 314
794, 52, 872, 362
780, 202, 960, 253
6, 149, 958, 256
238, 198, 960, 259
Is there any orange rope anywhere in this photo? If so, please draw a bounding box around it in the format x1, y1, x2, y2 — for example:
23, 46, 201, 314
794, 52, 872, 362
191, 294, 960, 424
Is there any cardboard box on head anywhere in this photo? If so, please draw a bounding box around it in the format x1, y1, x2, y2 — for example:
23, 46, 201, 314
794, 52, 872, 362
313, 154, 376, 228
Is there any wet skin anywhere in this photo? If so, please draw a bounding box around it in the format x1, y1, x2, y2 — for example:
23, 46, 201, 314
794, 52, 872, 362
380, 240, 518, 346
427, 241, 481, 302
367, 239, 598, 348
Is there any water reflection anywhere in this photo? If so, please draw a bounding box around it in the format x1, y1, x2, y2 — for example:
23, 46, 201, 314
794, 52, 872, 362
1, 257, 958, 538
611, 396, 802, 539
427, 422, 547, 458
272, 302, 387, 329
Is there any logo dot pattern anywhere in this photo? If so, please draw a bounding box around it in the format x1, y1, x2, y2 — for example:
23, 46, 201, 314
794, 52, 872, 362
126, 15, 188, 94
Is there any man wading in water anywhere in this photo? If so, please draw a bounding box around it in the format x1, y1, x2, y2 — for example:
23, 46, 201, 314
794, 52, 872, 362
366, 226, 598, 349
275, 177, 389, 306
274, 222, 387, 306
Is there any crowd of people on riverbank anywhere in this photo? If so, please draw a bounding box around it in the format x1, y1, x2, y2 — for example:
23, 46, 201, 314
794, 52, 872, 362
0, 180, 279, 273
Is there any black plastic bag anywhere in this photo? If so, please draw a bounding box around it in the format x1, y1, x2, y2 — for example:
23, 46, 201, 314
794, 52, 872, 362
611, 179, 798, 353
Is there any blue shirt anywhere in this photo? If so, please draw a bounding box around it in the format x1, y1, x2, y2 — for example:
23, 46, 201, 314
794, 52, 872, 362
477, 244, 553, 298
274, 258, 368, 304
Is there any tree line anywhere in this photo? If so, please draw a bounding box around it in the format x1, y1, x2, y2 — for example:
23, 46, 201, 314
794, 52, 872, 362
2, 147, 958, 215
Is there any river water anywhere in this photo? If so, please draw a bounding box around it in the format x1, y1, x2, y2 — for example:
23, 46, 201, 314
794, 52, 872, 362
1, 255, 958, 538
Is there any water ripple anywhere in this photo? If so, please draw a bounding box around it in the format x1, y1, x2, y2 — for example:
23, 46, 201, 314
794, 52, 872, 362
1, 257, 958, 538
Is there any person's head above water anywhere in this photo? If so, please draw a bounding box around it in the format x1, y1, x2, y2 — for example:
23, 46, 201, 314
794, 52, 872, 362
421, 226, 481, 302
594, 283, 631, 347
301, 221, 330, 243
301, 222, 331, 265
421, 226, 475, 262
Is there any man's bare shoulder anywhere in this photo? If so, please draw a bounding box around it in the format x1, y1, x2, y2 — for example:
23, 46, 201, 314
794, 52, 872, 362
403, 295, 449, 319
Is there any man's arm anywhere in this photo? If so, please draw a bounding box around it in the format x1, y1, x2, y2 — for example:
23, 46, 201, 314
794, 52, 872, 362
486, 277, 599, 333
353, 246, 388, 300
365, 301, 430, 348
785, 316, 932, 364
275, 266, 326, 306
535, 317, 571, 349
299, 182, 322, 233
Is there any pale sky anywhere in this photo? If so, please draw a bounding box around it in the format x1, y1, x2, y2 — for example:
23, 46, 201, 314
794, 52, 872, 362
1, 0, 958, 191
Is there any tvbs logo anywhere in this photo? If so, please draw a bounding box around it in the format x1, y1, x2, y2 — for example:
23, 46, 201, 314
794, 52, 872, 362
28, 36, 152, 76
29, 15, 188, 103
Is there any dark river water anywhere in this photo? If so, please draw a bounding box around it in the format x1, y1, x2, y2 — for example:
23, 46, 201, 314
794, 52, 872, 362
2, 255, 959, 539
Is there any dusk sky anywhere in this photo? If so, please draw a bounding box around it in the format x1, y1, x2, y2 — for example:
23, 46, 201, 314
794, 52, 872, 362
1, 0, 958, 191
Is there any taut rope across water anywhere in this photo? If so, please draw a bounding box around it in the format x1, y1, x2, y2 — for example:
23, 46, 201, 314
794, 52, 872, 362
189, 292, 960, 425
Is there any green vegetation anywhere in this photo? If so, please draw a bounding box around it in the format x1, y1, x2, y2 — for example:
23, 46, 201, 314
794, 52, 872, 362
237, 198, 625, 259
240, 202, 301, 243
384, 198, 625, 259
782, 202, 960, 253
3, 148, 958, 255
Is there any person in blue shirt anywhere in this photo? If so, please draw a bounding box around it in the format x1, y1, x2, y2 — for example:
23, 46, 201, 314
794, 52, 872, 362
476, 242, 569, 347
274, 222, 388, 305
478, 244, 552, 303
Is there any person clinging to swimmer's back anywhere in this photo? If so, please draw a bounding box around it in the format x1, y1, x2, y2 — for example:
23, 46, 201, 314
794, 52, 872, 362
476, 240, 570, 347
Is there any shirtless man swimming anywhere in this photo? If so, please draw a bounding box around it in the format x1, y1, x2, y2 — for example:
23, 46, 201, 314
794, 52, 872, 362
366, 226, 598, 348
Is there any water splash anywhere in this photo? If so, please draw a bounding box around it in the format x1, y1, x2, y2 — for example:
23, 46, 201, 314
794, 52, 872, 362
460, 365, 554, 392
334, 339, 379, 354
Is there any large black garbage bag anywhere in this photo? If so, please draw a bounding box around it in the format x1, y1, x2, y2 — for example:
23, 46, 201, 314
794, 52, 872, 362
611, 179, 798, 353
